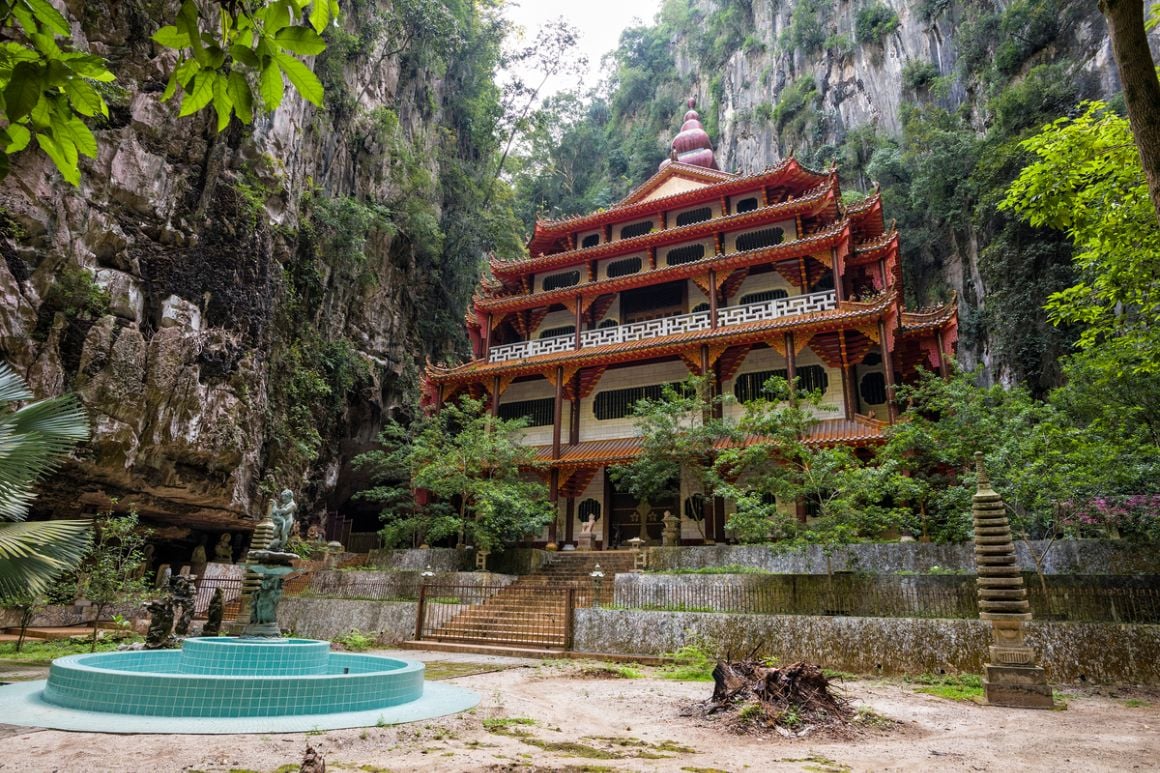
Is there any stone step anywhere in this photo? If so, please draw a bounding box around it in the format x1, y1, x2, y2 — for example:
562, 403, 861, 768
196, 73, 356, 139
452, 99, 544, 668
398, 639, 671, 664
426, 633, 566, 648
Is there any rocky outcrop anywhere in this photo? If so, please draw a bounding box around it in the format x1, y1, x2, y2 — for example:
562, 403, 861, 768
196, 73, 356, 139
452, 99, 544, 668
0, 2, 489, 537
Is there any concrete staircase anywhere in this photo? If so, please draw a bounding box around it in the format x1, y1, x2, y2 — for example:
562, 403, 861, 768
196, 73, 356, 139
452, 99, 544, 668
416, 551, 636, 651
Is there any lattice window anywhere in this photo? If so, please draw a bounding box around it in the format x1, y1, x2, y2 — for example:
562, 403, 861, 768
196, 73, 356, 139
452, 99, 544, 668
691, 302, 710, 313
862, 351, 882, 366
733, 365, 828, 402
620, 220, 653, 239
593, 383, 678, 420
735, 197, 759, 213
665, 243, 706, 266
543, 270, 581, 291
606, 256, 642, 278
581, 234, 600, 248
860, 371, 887, 404
675, 207, 712, 227
540, 325, 575, 339
597, 318, 619, 329
498, 397, 554, 426
739, 288, 789, 305
735, 227, 784, 252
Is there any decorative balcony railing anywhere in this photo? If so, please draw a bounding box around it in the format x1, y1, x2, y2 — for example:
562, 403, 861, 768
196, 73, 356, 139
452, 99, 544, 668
488, 290, 837, 364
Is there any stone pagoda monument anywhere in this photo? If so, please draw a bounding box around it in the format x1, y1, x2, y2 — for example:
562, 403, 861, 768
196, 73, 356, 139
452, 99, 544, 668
972, 452, 1054, 708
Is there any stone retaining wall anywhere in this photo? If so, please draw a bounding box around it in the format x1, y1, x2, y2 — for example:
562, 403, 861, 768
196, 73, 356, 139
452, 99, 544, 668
647, 539, 1160, 575
365, 548, 472, 572
573, 608, 1160, 684
302, 570, 515, 599
279, 598, 418, 643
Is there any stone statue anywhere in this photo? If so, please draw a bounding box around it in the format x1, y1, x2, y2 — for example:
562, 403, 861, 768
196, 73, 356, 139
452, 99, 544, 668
144, 598, 175, 649
251, 574, 282, 625
171, 574, 197, 637
134, 544, 154, 580
190, 535, 208, 575
201, 588, 225, 637
267, 489, 297, 553
214, 532, 233, 563
581, 512, 598, 534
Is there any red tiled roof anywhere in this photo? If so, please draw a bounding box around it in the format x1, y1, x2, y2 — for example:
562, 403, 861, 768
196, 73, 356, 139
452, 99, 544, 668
524, 159, 833, 255
531, 414, 889, 468
428, 287, 899, 385
900, 296, 958, 334
499, 179, 839, 279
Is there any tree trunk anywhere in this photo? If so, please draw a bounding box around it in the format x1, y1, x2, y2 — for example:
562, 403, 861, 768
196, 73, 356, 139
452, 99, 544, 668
1100, 0, 1160, 225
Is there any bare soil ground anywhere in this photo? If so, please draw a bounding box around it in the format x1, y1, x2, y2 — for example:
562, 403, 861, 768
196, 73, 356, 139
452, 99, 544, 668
1, 648, 1157, 773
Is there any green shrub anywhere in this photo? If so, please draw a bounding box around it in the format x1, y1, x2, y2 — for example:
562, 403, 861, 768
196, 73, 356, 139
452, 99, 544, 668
902, 60, 940, 91
659, 644, 716, 681
334, 629, 375, 651
856, 3, 900, 44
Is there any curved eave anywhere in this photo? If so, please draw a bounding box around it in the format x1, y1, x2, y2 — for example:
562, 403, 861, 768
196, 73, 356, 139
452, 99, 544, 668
847, 230, 899, 266
430, 287, 898, 386
523, 159, 833, 256
847, 194, 885, 241
899, 295, 959, 335
478, 219, 848, 315
497, 178, 839, 279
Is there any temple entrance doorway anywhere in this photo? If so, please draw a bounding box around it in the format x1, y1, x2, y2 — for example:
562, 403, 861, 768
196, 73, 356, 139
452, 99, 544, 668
605, 470, 676, 548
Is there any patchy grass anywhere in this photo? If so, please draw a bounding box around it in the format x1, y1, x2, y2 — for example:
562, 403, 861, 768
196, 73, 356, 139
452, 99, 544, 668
572, 662, 644, 679
778, 754, 851, 773
1124, 698, 1151, 708
659, 645, 716, 681
482, 716, 537, 732
0, 636, 139, 664
910, 673, 984, 702
423, 660, 521, 680
852, 705, 896, 729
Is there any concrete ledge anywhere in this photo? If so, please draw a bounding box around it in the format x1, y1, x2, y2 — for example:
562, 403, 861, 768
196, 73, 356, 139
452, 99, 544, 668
573, 608, 1160, 684
279, 598, 418, 643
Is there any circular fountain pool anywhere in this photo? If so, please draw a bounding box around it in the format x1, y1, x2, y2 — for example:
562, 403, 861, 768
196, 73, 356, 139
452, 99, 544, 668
0, 637, 478, 733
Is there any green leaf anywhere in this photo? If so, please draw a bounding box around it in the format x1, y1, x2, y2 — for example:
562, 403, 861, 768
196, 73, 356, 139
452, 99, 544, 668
259, 60, 284, 110
63, 78, 107, 117
173, 57, 201, 87
4, 124, 31, 153
34, 131, 78, 185
274, 26, 326, 56
272, 51, 322, 106
151, 25, 190, 49
211, 75, 232, 132
61, 53, 115, 82
266, 1, 292, 32
308, 0, 331, 33
227, 71, 253, 124
5, 61, 44, 122
178, 70, 215, 117
229, 43, 260, 69
58, 116, 97, 158
23, 0, 71, 36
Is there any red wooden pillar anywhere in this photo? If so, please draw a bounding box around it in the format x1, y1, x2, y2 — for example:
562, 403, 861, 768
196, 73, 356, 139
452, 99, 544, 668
830, 246, 844, 301
785, 332, 797, 397
708, 269, 718, 329
878, 319, 898, 423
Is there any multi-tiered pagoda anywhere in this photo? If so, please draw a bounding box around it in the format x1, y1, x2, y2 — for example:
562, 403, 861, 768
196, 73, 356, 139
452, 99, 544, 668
425, 101, 957, 548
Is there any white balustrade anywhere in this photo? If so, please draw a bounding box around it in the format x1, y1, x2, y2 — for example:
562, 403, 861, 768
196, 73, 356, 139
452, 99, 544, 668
487, 290, 837, 363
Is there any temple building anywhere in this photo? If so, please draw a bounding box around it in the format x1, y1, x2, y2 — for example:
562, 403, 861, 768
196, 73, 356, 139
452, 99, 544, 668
424, 101, 957, 548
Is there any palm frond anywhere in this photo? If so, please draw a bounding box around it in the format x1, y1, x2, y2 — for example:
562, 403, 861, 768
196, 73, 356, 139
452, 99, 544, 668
0, 520, 92, 597
0, 365, 33, 405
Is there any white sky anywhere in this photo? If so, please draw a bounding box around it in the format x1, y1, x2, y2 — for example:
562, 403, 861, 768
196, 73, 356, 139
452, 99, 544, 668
500, 0, 663, 95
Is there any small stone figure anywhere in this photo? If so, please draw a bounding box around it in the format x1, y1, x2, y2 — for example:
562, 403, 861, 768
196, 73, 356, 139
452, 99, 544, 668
171, 574, 197, 637
251, 574, 283, 625
143, 598, 175, 649
190, 535, 208, 576
662, 509, 680, 547
267, 489, 298, 553
214, 532, 233, 563
201, 588, 225, 636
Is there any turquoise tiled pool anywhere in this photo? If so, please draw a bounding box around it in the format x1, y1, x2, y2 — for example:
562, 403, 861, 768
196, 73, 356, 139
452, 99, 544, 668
40, 637, 425, 718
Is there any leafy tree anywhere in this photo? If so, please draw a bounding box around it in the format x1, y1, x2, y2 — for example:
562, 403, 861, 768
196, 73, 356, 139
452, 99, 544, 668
1002, 102, 1160, 373
355, 396, 553, 552
608, 376, 734, 540
0, 363, 90, 597
76, 508, 150, 651
0, 0, 340, 184
0, 585, 43, 652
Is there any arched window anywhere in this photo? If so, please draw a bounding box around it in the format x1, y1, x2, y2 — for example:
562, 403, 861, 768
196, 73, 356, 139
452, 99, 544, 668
581, 234, 600, 248
735, 197, 759, 213
597, 318, 619, 329
543, 270, 581, 291
606, 256, 642, 278
540, 325, 575, 339
665, 243, 706, 266
739, 288, 789, 305
620, 220, 653, 239
733, 366, 829, 402
684, 493, 705, 522
675, 207, 712, 226
594, 383, 676, 420
691, 302, 710, 313
579, 498, 601, 523
735, 227, 784, 252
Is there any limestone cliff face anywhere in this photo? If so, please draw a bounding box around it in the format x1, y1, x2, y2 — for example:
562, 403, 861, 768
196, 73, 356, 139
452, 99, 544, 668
0, 2, 484, 537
